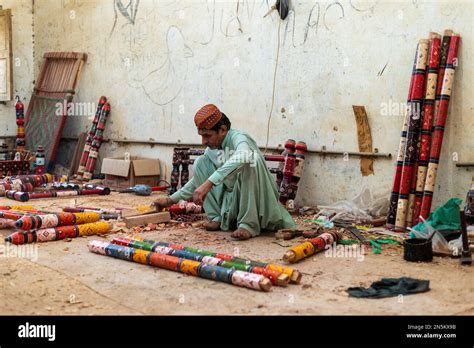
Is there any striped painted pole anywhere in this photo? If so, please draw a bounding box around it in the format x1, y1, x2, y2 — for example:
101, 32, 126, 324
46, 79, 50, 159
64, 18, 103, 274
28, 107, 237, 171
386, 44, 419, 229
420, 33, 461, 219
5, 221, 111, 245
411, 34, 442, 226
112, 236, 289, 287
5, 186, 111, 202
282, 230, 342, 263
83, 102, 111, 181
88, 240, 272, 291
394, 39, 429, 231
14, 212, 101, 230
116, 235, 302, 284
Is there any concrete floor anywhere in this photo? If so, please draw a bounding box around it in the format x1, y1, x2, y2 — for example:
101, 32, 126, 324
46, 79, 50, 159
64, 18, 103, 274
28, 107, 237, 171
0, 192, 473, 315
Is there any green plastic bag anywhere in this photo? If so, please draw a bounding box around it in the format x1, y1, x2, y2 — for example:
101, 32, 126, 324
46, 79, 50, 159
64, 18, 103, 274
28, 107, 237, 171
411, 198, 462, 233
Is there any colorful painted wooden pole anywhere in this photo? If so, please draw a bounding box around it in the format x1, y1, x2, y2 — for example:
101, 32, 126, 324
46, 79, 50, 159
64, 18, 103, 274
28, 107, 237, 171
0, 174, 54, 187
63, 206, 120, 214
5, 185, 111, 202
83, 102, 111, 181
433, 30, 453, 126
394, 39, 429, 231
112, 236, 289, 286
0, 182, 35, 194
0, 205, 35, 211
5, 221, 111, 245
279, 139, 296, 205
0, 208, 48, 221
77, 96, 107, 179
420, 33, 460, 220
411, 34, 442, 226
15, 97, 26, 154
14, 212, 101, 230
120, 235, 302, 284
88, 240, 272, 291
386, 44, 419, 229
283, 230, 342, 263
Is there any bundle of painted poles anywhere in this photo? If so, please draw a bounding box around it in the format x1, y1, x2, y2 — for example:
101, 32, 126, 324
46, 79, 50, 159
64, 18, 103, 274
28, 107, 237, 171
171, 139, 307, 206
387, 30, 461, 231
0, 205, 35, 228
0, 174, 54, 195
3, 207, 112, 245
76, 96, 111, 181
283, 230, 342, 263
88, 235, 302, 291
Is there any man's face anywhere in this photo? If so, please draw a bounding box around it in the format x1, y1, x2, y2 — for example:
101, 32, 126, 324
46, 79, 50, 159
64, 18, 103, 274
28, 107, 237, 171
199, 126, 228, 149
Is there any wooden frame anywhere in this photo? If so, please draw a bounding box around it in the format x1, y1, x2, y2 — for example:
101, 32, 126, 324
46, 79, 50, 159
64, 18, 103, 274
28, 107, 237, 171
0, 8, 13, 101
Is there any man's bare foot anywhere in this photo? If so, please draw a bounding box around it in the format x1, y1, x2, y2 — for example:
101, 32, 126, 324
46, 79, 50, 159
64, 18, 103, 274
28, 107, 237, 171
231, 228, 253, 240
203, 221, 221, 231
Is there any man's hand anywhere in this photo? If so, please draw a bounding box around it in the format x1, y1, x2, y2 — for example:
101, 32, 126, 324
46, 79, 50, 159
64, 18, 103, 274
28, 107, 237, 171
152, 197, 173, 210
193, 180, 214, 206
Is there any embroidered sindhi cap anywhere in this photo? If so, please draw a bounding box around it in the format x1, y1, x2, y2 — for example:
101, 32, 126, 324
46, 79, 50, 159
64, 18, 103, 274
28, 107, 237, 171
194, 104, 223, 130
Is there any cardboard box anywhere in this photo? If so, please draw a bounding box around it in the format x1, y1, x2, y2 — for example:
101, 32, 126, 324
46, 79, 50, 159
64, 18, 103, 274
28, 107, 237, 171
101, 156, 161, 189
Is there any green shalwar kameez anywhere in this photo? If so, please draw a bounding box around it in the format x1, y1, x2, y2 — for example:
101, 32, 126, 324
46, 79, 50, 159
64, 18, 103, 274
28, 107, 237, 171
170, 128, 296, 236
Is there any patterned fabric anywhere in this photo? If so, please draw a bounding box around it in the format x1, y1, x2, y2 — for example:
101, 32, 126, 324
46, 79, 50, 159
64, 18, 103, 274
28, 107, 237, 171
194, 104, 222, 130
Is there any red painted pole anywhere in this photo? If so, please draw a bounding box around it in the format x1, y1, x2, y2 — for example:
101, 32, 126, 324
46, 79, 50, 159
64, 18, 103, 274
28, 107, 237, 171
394, 39, 429, 231
411, 34, 442, 226
420, 33, 460, 219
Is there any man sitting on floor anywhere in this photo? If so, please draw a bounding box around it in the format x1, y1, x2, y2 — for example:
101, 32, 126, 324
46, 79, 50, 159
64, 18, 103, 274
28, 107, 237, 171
153, 104, 295, 240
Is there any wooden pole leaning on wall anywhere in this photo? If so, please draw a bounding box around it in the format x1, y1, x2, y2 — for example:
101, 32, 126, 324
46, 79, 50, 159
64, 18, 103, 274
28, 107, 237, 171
411, 33, 442, 227
420, 32, 460, 220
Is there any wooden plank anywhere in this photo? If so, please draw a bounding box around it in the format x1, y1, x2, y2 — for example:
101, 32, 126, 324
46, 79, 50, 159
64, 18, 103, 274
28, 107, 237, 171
123, 212, 171, 228
352, 105, 374, 176
0, 9, 12, 101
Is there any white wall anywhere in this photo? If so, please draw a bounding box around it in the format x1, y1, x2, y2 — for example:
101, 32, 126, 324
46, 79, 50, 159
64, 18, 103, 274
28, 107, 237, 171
0, 0, 34, 140
14, 0, 474, 207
